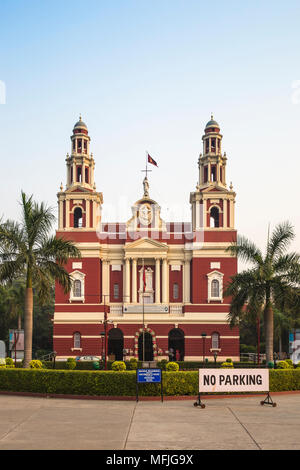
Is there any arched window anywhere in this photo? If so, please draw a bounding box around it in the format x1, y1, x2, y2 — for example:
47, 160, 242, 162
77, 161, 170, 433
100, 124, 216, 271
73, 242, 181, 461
70, 270, 86, 302
210, 207, 220, 228
173, 283, 179, 300
207, 271, 224, 303
211, 332, 220, 350
211, 279, 219, 298
73, 280, 81, 297
74, 207, 83, 228
73, 332, 81, 349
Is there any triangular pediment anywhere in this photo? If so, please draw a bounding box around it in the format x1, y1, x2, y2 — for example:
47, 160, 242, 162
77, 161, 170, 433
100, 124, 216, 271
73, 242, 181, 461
125, 237, 168, 253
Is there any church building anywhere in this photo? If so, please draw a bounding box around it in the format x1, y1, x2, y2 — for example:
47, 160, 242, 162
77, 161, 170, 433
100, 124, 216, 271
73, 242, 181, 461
53, 116, 239, 361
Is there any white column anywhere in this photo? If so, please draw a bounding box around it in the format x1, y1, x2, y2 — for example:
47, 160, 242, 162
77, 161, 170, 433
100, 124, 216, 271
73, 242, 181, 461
195, 200, 200, 230
183, 259, 191, 303
155, 258, 160, 303
203, 199, 207, 228
162, 258, 169, 304
86, 200, 90, 228
102, 260, 110, 302
230, 200, 234, 228
66, 200, 70, 228
125, 258, 131, 303
82, 162, 85, 183
73, 161, 76, 183
132, 258, 137, 303
223, 198, 227, 228
59, 199, 63, 230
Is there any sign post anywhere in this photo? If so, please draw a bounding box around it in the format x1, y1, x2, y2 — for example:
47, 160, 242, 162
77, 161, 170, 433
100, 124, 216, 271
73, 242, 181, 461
136, 368, 163, 402
194, 369, 276, 408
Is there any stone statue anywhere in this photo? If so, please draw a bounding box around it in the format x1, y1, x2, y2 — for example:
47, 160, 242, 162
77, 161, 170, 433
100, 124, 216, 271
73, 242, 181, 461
143, 176, 149, 197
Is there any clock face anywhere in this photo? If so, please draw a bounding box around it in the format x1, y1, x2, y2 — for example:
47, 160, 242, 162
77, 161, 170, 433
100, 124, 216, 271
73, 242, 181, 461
139, 203, 153, 226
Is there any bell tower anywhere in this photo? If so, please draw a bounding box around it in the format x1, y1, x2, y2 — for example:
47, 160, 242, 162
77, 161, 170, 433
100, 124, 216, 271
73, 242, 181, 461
57, 116, 103, 231
190, 116, 236, 231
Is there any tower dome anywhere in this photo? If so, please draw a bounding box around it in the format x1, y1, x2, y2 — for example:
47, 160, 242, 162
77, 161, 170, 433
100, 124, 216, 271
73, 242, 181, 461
205, 114, 220, 133
73, 115, 88, 131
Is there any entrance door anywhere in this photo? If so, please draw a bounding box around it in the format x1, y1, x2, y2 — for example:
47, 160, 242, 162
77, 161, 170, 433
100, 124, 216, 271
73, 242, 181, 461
108, 328, 124, 361
138, 332, 154, 361
168, 328, 185, 361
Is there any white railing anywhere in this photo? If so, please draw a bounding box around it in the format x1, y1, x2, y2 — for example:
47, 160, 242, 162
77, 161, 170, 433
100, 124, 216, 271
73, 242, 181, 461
169, 304, 183, 316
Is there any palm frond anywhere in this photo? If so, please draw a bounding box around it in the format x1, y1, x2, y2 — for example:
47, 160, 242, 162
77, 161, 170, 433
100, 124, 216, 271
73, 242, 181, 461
226, 235, 263, 266
268, 221, 295, 260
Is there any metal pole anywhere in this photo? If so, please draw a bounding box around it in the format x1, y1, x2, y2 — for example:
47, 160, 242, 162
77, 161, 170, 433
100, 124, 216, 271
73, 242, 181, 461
104, 296, 108, 370
257, 314, 260, 366
142, 259, 145, 362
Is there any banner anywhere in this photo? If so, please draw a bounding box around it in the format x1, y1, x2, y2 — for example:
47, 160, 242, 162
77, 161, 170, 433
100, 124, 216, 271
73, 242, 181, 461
199, 369, 269, 393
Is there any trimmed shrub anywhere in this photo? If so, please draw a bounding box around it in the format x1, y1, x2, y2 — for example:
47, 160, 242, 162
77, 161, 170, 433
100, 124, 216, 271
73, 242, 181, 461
285, 359, 294, 369
0, 369, 299, 396
276, 361, 290, 369
29, 360, 43, 369
66, 358, 76, 370
0, 358, 6, 368
111, 361, 126, 371
158, 359, 168, 371
166, 362, 179, 371
5, 357, 15, 368
221, 362, 234, 369
128, 358, 137, 370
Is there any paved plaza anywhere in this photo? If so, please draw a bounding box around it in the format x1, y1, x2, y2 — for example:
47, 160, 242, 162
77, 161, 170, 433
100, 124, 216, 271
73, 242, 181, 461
0, 393, 299, 450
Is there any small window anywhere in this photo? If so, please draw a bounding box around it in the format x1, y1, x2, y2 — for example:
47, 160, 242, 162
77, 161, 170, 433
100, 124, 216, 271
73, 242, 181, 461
210, 207, 220, 228
173, 283, 179, 300
74, 280, 82, 297
211, 279, 219, 298
113, 283, 119, 300
74, 332, 81, 349
74, 207, 83, 228
211, 332, 220, 349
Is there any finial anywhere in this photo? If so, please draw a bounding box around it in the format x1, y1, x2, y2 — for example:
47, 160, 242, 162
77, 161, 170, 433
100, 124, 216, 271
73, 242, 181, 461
230, 182, 233, 191
79, 114, 82, 121
211, 113, 214, 120
60, 182, 63, 191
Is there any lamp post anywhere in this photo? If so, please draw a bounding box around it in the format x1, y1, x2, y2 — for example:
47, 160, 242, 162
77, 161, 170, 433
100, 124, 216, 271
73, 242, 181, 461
214, 351, 218, 366
101, 294, 113, 370
100, 332, 105, 363
201, 333, 207, 366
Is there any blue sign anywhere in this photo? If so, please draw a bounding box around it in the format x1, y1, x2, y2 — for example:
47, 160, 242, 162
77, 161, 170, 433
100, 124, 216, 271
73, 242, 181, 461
137, 368, 161, 383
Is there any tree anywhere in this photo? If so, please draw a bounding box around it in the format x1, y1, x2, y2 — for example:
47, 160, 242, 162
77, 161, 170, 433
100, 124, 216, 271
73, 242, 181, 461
0, 191, 81, 367
224, 221, 300, 365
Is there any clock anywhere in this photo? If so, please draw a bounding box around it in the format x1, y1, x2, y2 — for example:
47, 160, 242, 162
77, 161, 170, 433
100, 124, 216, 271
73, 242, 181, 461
139, 203, 153, 226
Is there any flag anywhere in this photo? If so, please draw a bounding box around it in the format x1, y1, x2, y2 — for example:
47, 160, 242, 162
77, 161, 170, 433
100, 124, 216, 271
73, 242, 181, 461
147, 153, 158, 167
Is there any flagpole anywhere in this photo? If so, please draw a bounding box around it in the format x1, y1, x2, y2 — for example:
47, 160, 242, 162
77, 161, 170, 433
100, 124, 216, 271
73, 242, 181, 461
142, 258, 145, 362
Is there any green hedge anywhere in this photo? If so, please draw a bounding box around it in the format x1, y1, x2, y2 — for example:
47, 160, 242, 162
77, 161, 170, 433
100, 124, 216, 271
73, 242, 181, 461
1, 369, 300, 397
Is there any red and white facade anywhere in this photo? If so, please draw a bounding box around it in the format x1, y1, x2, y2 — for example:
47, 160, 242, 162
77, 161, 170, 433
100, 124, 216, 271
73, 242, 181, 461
53, 116, 239, 361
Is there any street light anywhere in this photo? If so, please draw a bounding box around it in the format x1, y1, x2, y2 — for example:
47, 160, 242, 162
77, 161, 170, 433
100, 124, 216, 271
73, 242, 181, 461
100, 332, 105, 363
201, 333, 207, 367
214, 351, 218, 366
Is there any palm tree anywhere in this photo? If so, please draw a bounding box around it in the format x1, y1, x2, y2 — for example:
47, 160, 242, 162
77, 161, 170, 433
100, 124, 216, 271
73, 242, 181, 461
224, 221, 300, 365
0, 191, 81, 367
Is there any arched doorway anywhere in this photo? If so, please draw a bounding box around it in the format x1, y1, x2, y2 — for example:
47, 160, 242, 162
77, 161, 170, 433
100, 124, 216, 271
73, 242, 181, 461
108, 328, 124, 361
138, 332, 154, 361
168, 328, 185, 361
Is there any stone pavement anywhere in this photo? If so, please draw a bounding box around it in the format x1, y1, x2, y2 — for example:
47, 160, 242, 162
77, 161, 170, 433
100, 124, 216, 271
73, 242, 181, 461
0, 393, 299, 450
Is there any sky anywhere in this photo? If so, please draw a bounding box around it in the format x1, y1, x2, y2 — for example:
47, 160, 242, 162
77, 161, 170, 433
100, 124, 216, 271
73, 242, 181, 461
0, 0, 300, 269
